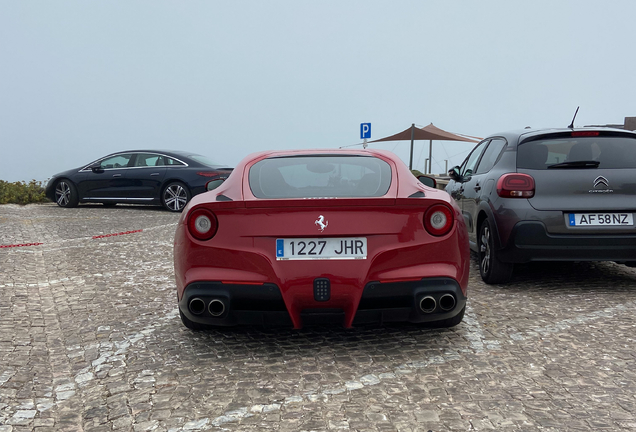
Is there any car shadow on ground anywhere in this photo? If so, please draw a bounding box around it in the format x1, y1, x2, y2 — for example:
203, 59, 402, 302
172, 312, 468, 364
177, 322, 464, 368
75, 203, 169, 212
469, 251, 636, 292
510, 261, 636, 290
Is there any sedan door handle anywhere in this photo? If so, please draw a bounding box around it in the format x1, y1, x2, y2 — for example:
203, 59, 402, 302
150, 173, 160, 176
112, 174, 121, 178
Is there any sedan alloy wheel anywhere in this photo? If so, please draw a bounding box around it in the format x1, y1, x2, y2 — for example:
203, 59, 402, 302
162, 182, 190, 212
54, 180, 78, 208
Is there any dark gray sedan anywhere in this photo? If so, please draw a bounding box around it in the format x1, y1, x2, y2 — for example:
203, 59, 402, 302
45, 150, 232, 212
446, 127, 636, 283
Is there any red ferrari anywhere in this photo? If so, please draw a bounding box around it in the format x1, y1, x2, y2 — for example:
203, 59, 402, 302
174, 149, 469, 329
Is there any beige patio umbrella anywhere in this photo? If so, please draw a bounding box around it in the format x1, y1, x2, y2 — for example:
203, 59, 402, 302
370, 123, 481, 173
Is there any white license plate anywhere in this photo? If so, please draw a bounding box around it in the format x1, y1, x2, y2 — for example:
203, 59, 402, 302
276, 237, 367, 260
568, 213, 634, 226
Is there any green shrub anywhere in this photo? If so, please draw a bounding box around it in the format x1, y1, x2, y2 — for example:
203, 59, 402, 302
0, 180, 50, 205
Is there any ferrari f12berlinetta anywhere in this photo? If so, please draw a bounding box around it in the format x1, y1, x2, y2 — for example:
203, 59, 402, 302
174, 149, 469, 329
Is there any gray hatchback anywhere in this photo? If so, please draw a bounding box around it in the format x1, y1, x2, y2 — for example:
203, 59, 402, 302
446, 127, 636, 284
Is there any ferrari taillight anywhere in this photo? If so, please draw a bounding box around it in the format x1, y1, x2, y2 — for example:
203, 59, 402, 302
424, 204, 454, 237
187, 208, 218, 241
497, 173, 535, 198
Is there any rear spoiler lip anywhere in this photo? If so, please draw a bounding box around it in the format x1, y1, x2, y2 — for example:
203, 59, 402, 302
244, 197, 397, 209
519, 129, 636, 145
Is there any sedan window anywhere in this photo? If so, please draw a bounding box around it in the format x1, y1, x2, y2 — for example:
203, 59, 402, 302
163, 157, 185, 166
249, 156, 392, 198
99, 154, 133, 169
134, 153, 163, 167
188, 154, 221, 167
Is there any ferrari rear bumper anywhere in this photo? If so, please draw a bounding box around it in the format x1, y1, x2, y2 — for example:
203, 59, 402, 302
354, 277, 466, 325
178, 277, 466, 328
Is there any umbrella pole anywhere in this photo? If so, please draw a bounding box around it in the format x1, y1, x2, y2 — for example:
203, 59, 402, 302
428, 139, 433, 174
409, 123, 415, 170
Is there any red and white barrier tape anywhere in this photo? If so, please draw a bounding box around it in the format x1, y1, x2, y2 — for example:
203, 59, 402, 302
92, 229, 143, 239
0, 242, 44, 249
1, 226, 163, 249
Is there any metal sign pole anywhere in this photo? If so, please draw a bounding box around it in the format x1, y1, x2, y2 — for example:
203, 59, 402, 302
409, 123, 415, 170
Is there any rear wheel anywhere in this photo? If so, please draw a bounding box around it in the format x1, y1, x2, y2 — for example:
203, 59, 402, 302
54, 180, 79, 208
427, 306, 465, 328
162, 182, 191, 212
478, 218, 513, 284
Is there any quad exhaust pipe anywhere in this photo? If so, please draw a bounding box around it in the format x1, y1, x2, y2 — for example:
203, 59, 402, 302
439, 294, 456, 311
188, 297, 226, 317
208, 299, 226, 317
189, 298, 206, 315
419, 294, 456, 313
419, 296, 436, 313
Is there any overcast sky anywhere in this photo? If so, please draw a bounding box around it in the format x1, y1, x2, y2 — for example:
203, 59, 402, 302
2, 1, 635, 183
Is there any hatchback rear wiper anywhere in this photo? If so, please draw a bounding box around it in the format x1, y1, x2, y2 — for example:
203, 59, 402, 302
547, 160, 600, 169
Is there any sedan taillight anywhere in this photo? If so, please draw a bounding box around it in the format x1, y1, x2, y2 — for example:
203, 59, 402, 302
187, 208, 218, 241
424, 204, 454, 236
497, 173, 535, 198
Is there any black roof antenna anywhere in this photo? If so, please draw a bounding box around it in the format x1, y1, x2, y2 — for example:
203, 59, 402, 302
568, 106, 580, 129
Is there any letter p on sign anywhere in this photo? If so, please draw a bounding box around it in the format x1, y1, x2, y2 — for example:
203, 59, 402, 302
360, 123, 371, 139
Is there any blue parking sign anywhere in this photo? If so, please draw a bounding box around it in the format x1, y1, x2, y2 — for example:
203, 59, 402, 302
360, 123, 371, 139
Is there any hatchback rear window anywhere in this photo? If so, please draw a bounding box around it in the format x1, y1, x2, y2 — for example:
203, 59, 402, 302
517, 136, 636, 169
249, 155, 392, 198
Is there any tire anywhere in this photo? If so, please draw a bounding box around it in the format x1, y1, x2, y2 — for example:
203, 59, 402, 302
162, 182, 191, 212
54, 180, 79, 208
478, 218, 513, 284
427, 306, 465, 328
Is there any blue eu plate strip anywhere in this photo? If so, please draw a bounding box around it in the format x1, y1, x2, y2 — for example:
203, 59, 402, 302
276, 239, 284, 257
569, 214, 576, 226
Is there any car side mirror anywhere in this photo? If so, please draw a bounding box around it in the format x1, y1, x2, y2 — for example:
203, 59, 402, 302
91, 164, 104, 174
448, 166, 462, 182
206, 178, 226, 191
417, 175, 437, 188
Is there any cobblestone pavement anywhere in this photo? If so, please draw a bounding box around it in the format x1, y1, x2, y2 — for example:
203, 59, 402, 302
2, 203, 636, 431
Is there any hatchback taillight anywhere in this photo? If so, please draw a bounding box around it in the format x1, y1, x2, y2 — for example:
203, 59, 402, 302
424, 204, 454, 236
571, 131, 599, 137
187, 208, 218, 241
497, 173, 535, 198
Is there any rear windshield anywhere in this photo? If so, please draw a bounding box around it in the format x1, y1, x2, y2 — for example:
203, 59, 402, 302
188, 154, 223, 167
248, 155, 392, 198
517, 136, 636, 169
